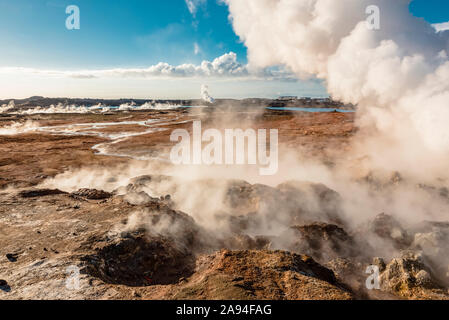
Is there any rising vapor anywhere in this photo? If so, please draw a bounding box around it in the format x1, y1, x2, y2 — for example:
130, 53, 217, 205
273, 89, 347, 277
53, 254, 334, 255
201, 84, 215, 103
225, 0, 449, 182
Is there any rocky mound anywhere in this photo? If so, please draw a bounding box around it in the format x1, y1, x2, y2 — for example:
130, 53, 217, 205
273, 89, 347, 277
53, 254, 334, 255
117, 176, 346, 234
171, 250, 353, 300
81, 230, 195, 287
276, 181, 345, 225
4, 176, 449, 300
287, 223, 359, 262
223, 180, 345, 226
114, 175, 174, 196
221, 234, 272, 251
368, 213, 412, 249
378, 251, 449, 299
410, 221, 449, 286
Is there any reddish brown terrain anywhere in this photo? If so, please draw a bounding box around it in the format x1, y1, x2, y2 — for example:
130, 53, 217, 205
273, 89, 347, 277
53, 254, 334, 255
1, 107, 449, 300
0, 109, 355, 189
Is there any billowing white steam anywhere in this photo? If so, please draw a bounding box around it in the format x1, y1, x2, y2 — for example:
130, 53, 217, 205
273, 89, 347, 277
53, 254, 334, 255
118, 101, 181, 111
20, 104, 91, 114
118, 101, 137, 111
0, 101, 15, 113
0, 121, 40, 135
201, 84, 215, 103
225, 0, 449, 182
0, 102, 182, 115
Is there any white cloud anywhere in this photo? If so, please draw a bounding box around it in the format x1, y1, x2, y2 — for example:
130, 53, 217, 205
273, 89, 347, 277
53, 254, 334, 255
185, 0, 206, 17
0, 52, 295, 81
194, 42, 200, 55
432, 21, 449, 32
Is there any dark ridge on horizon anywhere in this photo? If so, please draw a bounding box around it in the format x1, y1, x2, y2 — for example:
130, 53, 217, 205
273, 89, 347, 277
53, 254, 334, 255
0, 96, 355, 110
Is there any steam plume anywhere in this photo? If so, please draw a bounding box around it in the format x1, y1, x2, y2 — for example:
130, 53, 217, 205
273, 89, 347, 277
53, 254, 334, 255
201, 84, 215, 103
225, 0, 449, 182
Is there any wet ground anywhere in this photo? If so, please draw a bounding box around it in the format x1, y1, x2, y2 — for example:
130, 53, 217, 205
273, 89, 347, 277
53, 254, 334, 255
0, 107, 355, 189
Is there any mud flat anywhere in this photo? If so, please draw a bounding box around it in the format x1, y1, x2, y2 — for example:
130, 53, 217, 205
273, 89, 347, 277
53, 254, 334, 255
0, 108, 354, 189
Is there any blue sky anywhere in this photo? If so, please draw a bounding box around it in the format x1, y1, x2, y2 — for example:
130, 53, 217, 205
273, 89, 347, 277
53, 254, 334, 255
410, 0, 449, 23
0, 0, 448, 99
0, 0, 246, 69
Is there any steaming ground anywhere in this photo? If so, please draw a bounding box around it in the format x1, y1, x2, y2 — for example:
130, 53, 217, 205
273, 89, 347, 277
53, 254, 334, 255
1, 106, 449, 300
2, 0, 449, 301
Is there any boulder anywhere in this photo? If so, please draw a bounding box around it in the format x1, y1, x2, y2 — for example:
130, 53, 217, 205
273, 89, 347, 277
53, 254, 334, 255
379, 251, 440, 297
123, 191, 157, 205
286, 222, 359, 262
410, 221, 449, 285
71, 188, 112, 200
276, 181, 345, 224
81, 229, 195, 286
222, 234, 272, 251
172, 250, 353, 300
369, 213, 412, 249
119, 175, 173, 194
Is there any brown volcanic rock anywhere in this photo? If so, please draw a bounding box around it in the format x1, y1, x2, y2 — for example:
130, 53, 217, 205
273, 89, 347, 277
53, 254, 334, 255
276, 181, 345, 225
224, 180, 282, 214
19, 188, 67, 198
114, 199, 217, 254
219, 179, 346, 234
71, 188, 113, 200
81, 230, 195, 287
141, 204, 213, 252
369, 213, 412, 249
222, 234, 272, 251
114, 174, 174, 195
170, 250, 353, 300
379, 251, 449, 299
325, 257, 402, 300
287, 223, 359, 262
114, 176, 347, 237
128, 174, 173, 188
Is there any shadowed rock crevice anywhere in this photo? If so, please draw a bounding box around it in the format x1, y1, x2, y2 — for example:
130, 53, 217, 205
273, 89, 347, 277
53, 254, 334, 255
18, 188, 67, 198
